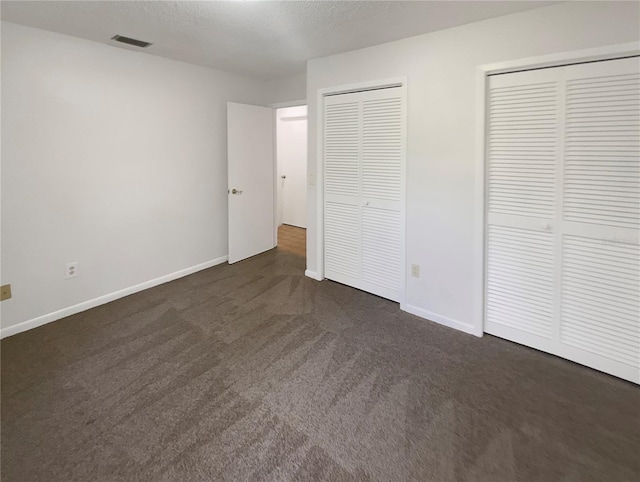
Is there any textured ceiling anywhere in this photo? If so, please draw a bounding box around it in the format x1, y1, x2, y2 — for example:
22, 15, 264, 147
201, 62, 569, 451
1, 1, 556, 80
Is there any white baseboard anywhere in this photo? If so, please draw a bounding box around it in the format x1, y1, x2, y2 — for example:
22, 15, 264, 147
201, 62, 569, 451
401, 303, 482, 337
304, 270, 323, 281
0, 256, 228, 339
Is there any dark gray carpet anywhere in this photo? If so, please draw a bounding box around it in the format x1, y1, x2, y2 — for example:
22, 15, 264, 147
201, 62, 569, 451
2, 249, 639, 481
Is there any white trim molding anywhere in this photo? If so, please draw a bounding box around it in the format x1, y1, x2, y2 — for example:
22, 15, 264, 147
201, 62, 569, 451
269, 99, 307, 109
473, 41, 640, 338
0, 256, 229, 339
401, 304, 480, 337
304, 269, 323, 281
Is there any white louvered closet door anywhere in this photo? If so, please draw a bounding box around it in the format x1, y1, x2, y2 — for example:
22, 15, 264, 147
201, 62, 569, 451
485, 67, 561, 348
324, 87, 405, 302
486, 56, 640, 383
560, 58, 640, 382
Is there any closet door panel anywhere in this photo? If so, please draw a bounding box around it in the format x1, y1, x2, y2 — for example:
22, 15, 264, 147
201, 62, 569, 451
487, 69, 560, 221
560, 233, 639, 382
359, 88, 404, 300
485, 68, 561, 344
325, 202, 360, 282
361, 206, 401, 301
559, 57, 640, 382
323, 87, 405, 302
563, 57, 640, 230
361, 90, 403, 206
324, 92, 362, 284
486, 56, 640, 383
324, 95, 360, 200
486, 225, 555, 340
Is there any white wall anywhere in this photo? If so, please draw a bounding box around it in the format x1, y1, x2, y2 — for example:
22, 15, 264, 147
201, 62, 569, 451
306, 2, 640, 333
266, 72, 307, 105
0, 22, 269, 334
276, 106, 308, 228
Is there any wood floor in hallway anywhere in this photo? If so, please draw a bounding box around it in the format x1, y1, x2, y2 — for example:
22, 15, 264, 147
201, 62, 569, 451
277, 223, 306, 258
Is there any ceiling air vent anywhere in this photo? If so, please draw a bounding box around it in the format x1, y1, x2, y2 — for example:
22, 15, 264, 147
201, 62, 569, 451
111, 35, 152, 48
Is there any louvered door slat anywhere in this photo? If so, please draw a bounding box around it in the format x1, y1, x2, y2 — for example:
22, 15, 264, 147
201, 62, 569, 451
324, 202, 359, 280
361, 207, 401, 293
325, 100, 359, 197
362, 95, 403, 203
564, 63, 640, 230
486, 225, 555, 338
561, 236, 640, 368
488, 71, 559, 220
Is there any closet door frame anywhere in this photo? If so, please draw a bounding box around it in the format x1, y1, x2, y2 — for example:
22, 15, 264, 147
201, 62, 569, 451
475, 44, 640, 347
315, 77, 407, 305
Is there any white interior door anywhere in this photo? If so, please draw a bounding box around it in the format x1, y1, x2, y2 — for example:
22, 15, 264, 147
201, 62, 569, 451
277, 106, 307, 228
485, 56, 640, 383
227, 102, 275, 264
323, 87, 406, 302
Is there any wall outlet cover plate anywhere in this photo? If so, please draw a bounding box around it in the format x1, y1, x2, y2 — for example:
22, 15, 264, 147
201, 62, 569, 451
1, 284, 12, 301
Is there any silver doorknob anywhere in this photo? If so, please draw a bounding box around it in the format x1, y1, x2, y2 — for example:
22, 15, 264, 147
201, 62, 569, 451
281, 175, 286, 179
231, 188, 243, 194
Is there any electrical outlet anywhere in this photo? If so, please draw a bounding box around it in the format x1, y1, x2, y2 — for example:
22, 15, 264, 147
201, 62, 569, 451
65, 262, 79, 279
0, 284, 12, 301
411, 264, 420, 278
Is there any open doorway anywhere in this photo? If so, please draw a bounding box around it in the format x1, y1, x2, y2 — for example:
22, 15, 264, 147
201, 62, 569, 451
276, 105, 308, 259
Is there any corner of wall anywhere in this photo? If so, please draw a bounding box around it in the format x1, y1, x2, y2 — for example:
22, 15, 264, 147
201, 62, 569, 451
266, 72, 308, 106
